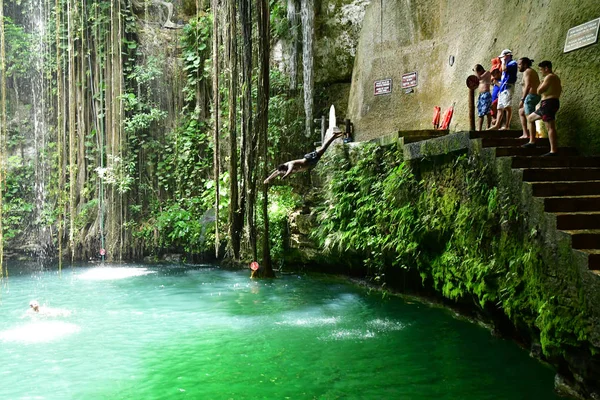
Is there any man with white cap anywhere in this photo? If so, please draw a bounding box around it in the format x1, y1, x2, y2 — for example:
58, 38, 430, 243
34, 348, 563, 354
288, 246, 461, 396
489, 49, 518, 130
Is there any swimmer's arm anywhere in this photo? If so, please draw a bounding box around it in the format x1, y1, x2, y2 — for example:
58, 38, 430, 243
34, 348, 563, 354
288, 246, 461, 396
264, 169, 282, 184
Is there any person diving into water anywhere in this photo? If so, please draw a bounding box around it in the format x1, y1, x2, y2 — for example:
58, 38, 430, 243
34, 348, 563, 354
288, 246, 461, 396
263, 126, 343, 184
264, 105, 343, 185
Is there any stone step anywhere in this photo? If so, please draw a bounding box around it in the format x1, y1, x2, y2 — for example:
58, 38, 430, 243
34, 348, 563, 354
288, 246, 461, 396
531, 181, 600, 197
402, 135, 445, 144
510, 156, 600, 169
544, 196, 600, 212
522, 168, 600, 182
483, 138, 550, 148
470, 130, 523, 139
556, 212, 600, 230
562, 230, 600, 249
578, 249, 600, 270
495, 146, 577, 157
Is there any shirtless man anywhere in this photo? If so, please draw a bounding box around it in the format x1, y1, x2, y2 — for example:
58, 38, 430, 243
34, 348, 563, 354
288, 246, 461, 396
527, 61, 562, 156
474, 64, 492, 130
264, 127, 343, 184
517, 57, 541, 145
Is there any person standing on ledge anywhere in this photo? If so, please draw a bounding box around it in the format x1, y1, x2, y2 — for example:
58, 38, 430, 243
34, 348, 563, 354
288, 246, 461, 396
489, 49, 518, 130
489, 68, 502, 127
517, 57, 541, 145
527, 60, 562, 156
474, 64, 492, 130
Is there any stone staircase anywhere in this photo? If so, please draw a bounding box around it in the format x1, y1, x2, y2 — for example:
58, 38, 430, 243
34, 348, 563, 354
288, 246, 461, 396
471, 130, 600, 273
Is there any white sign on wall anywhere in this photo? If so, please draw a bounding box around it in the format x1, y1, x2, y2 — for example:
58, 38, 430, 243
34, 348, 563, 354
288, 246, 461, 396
374, 79, 393, 95
564, 17, 600, 53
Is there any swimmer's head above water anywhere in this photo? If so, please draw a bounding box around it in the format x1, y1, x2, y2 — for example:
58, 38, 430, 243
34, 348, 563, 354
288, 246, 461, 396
29, 300, 40, 313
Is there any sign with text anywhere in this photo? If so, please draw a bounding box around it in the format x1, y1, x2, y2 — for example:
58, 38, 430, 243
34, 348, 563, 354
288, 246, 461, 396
374, 79, 393, 95
564, 17, 600, 53
401, 72, 418, 89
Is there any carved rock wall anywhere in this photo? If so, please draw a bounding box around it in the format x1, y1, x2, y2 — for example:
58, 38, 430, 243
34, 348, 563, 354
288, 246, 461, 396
347, 0, 600, 155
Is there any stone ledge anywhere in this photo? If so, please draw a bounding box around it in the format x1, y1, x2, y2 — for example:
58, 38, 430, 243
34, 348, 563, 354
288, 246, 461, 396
403, 131, 475, 161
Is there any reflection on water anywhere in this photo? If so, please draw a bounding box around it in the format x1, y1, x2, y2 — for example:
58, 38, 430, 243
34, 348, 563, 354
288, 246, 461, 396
77, 266, 156, 280
0, 263, 559, 400
0, 321, 80, 343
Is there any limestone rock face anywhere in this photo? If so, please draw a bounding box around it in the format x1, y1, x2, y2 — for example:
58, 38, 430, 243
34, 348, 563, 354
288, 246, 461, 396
314, 0, 371, 84
347, 0, 600, 154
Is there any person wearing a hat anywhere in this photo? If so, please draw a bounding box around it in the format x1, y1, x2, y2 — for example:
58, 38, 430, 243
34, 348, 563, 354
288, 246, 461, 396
264, 126, 343, 184
490, 49, 518, 130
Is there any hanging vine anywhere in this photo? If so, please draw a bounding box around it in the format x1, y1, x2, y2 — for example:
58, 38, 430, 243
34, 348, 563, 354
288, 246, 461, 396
0, 0, 6, 277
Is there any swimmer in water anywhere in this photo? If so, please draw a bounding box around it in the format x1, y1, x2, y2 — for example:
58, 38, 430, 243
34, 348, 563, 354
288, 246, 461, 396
27, 300, 72, 317
29, 300, 40, 313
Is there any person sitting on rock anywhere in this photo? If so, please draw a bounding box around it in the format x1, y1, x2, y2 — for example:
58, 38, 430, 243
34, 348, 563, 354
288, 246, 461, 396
264, 127, 343, 184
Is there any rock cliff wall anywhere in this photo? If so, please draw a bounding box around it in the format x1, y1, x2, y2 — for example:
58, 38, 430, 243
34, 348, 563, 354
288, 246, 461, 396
347, 0, 600, 154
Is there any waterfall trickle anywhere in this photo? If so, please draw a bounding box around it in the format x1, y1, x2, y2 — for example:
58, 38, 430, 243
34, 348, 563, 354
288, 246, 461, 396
300, 0, 314, 138
29, 0, 52, 259
286, 0, 298, 92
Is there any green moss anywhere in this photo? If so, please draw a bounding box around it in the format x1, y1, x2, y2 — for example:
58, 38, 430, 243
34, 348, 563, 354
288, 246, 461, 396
309, 141, 597, 361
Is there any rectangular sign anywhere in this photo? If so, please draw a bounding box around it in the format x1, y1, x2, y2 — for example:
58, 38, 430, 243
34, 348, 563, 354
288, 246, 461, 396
374, 78, 393, 95
564, 17, 600, 53
401, 72, 418, 89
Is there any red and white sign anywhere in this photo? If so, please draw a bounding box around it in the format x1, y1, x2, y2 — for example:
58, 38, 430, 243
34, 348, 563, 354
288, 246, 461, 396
401, 72, 418, 89
374, 78, 393, 95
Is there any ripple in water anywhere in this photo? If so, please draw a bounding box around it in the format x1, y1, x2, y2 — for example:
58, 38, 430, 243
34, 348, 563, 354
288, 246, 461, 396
77, 267, 156, 281
277, 316, 340, 327
366, 318, 407, 332
0, 321, 80, 344
322, 329, 376, 341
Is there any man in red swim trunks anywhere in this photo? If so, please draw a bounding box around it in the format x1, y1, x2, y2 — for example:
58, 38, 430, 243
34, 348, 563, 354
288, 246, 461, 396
527, 60, 562, 156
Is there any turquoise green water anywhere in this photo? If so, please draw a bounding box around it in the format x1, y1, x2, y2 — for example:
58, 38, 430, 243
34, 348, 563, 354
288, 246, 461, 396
0, 263, 558, 400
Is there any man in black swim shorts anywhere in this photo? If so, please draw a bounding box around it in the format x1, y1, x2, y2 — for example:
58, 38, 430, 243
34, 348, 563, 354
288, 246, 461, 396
527, 61, 562, 156
264, 127, 343, 184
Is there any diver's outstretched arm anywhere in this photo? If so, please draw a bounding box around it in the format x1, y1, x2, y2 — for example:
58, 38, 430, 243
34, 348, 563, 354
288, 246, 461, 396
264, 169, 283, 184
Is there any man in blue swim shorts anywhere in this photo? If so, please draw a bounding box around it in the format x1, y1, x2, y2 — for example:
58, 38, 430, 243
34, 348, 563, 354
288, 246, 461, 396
527, 61, 562, 156
474, 64, 492, 130
517, 57, 541, 144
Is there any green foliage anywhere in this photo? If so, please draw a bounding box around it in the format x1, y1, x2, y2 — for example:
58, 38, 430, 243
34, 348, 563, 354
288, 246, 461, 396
134, 174, 230, 256
258, 186, 302, 266
156, 119, 210, 198
312, 144, 592, 357
269, 0, 290, 40
180, 14, 212, 105
1, 156, 34, 240
3, 17, 34, 79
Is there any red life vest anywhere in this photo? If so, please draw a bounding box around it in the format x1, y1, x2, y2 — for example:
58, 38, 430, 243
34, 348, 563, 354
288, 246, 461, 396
432, 106, 441, 129
439, 107, 454, 130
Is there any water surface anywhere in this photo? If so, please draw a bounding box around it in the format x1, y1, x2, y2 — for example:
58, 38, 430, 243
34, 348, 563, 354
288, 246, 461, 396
0, 263, 558, 399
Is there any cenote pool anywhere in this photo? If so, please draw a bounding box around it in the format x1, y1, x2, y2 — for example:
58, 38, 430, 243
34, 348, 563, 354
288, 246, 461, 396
0, 263, 558, 399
